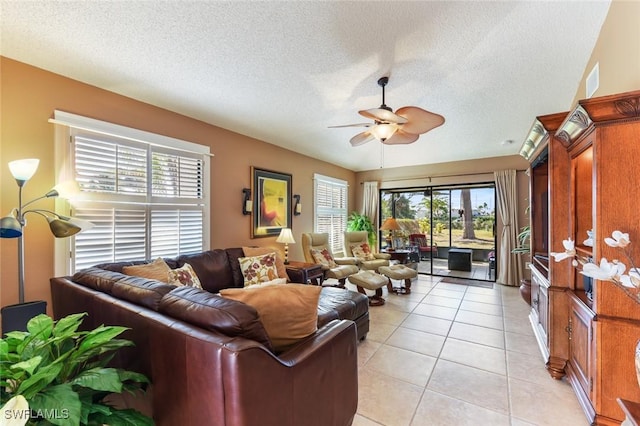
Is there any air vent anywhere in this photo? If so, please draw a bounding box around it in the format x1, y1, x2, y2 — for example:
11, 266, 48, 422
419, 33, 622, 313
586, 62, 599, 98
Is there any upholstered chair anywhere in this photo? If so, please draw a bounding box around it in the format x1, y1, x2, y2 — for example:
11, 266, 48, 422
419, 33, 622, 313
409, 233, 437, 260
301, 233, 359, 287
343, 231, 391, 272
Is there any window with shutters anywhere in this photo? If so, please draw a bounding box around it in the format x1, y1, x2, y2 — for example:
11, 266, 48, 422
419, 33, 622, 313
313, 174, 348, 255
51, 111, 210, 274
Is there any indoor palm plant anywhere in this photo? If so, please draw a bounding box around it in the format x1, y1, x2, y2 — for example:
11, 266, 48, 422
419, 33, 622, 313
346, 212, 376, 248
0, 313, 153, 426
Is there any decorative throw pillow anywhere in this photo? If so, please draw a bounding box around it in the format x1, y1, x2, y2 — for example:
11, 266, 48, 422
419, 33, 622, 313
122, 257, 171, 282
219, 283, 322, 353
238, 252, 279, 286
311, 248, 337, 268
242, 246, 288, 279
351, 243, 375, 261
168, 263, 203, 289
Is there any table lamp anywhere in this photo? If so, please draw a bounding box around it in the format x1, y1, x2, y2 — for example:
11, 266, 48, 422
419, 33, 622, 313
276, 228, 295, 264
380, 217, 400, 251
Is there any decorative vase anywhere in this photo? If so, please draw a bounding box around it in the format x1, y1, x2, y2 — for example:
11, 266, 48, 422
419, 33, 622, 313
519, 279, 532, 305
635, 339, 640, 389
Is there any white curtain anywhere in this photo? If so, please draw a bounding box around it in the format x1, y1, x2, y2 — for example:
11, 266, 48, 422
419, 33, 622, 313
494, 170, 523, 286
362, 181, 378, 224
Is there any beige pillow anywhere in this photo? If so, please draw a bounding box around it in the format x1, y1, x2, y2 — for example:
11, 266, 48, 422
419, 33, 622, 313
311, 248, 337, 268
351, 243, 375, 261
242, 246, 287, 279
168, 263, 203, 289
220, 284, 321, 352
122, 258, 170, 282
238, 252, 279, 286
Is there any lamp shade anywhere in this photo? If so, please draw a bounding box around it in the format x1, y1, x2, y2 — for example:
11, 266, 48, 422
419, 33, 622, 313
0, 215, 22, 238
380, 217, 400, 231
370, 124, 398, 141
8, 159, 40, 181
46, 217, 82, 238
276, 228, 295, 244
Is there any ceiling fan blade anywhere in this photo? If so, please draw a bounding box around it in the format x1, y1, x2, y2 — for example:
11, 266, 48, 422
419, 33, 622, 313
359, 108, 408, 124
328, 123, 373, 128
395, 106, 445, 134
382, 130, 419, 145
350, 131, 376, 147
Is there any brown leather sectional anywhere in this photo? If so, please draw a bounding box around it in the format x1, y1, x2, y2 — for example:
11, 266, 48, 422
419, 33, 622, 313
50, 248, 369, 426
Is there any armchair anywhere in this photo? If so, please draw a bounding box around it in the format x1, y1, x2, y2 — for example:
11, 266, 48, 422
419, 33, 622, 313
409, 233, 437, 260
301, 233, 359, 287
343, 231, 390, 272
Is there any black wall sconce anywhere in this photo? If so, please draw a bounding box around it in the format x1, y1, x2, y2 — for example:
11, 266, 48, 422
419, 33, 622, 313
242, 188, 252, 215
293, 194, 301, 216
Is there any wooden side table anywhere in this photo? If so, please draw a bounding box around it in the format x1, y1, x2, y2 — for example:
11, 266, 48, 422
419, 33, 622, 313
285, 261, 324, 285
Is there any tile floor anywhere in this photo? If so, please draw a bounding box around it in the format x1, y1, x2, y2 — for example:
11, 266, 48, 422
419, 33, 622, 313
342, 274, 588, 426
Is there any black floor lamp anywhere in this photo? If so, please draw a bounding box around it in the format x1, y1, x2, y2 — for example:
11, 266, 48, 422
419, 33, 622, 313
0, 158, 91, 334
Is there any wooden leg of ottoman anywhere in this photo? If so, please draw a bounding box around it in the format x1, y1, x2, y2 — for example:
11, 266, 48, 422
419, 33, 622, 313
357, 286, 385, 306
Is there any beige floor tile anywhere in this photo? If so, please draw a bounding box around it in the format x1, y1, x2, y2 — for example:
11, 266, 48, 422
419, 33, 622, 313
466, 286, 500, 295
401, 314, 452, 336
509, 377, 588, 425
505, 350, 554, 386
433, 282, 468, 293
357, 339, 382, 367
386, 327, 446, 358
502, 303, 531, 321
383, 296, 419, 313
429, 288, 465, 299
509, 418, 537, 426
505, 331, 540, 356
428, 359, 509, 414
459, 299, 503, 316
455, 309, 504, 330
448, 322, 505, 349
352, 414, 384, 425
413, 303, 458, 320
366, 345, 437, 386
463, 291, 502, 305
367, 322, 397, 343
504, 314, 535, 336
357, 367, 424, 426
439, 338, 507, 375
421, 294, 462, 309
411, 390, 511, 426
369, 307, 409, 327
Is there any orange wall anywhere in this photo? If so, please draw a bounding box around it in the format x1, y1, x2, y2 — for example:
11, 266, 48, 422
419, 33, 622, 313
0, 57, 355, 311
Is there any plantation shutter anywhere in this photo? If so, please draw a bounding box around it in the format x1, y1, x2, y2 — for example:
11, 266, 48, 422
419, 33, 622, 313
314, 174, 348, 254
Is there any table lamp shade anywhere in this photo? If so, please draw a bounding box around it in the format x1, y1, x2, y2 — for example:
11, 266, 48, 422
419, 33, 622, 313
380, 217, 400, 231
276, 228, 295, 244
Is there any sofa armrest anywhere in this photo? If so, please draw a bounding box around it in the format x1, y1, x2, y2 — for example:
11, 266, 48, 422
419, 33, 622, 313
334, 257, 358, 265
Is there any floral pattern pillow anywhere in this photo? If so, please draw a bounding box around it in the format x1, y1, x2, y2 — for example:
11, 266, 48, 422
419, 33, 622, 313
351, 243, 375, 261
239, 252, 279, 286
311, 248, 337, 268
168, 263, 203, 289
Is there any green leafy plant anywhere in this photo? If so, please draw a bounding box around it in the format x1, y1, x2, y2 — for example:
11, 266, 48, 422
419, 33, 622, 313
346, 211, 376, 247
0, 313, 153, 426
512, 225, 531, 254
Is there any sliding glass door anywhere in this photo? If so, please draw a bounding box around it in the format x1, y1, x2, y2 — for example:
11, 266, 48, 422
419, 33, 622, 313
380, 183, 496, 281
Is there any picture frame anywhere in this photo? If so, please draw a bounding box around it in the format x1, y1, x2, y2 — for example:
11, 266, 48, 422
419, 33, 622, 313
251, 167, 292, 238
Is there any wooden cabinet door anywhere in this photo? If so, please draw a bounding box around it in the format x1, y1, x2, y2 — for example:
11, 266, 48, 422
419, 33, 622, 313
567, 292, 596, 421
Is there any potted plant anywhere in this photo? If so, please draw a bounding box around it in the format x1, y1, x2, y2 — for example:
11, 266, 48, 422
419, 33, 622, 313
346, 212, 376, 248
0, 313, 153, 426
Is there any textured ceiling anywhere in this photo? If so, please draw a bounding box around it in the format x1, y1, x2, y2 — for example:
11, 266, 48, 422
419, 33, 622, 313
0, 1, 611, 171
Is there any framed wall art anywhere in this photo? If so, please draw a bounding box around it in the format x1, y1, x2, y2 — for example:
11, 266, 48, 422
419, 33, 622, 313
251, 167, 292, 238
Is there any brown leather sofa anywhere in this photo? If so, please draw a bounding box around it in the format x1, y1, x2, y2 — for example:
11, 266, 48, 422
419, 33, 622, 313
50, 248, 369, 426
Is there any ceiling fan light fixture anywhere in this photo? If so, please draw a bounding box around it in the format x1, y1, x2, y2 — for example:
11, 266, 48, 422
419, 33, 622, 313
370, 123, 397, 141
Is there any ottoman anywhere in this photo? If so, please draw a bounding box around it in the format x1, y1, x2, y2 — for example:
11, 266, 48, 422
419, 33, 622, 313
348, 270, 388, 306
379, 264, 418, 294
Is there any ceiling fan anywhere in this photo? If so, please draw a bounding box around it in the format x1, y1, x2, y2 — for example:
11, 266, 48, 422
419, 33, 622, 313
331, 76, 445, 147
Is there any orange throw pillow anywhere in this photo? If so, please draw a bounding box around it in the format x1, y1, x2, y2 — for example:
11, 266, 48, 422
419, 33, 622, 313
220, 284, 321, 352
122, 258, 171, 282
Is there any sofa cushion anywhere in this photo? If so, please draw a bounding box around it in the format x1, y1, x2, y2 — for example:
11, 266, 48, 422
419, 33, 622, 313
220, 284, 321, 353
159, 286, 273, 351
238, 252, 279, 286
122, 258, 171, 282
168, 263, 203, 289
176, 250, 238, 293
72, 267, 129, 294
318, 287, 369, 324
242, 246, 287, 279
111, 276, 176, 311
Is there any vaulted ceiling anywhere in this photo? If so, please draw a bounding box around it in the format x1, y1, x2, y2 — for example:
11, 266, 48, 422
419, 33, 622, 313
0, 1, 611, 171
